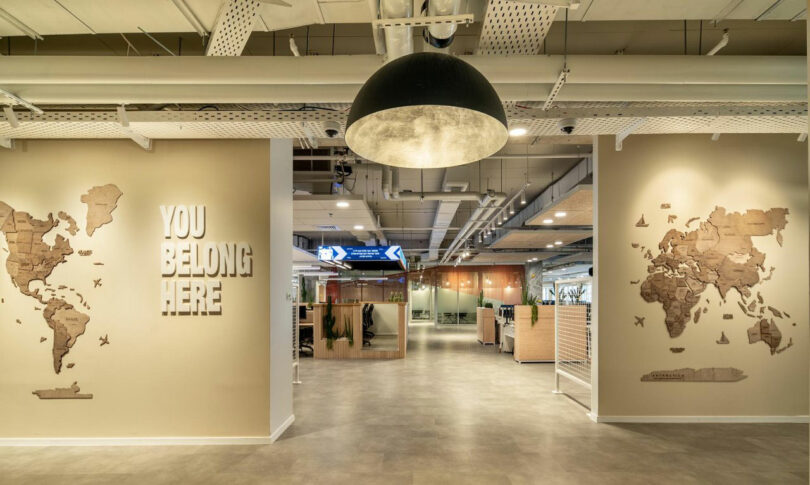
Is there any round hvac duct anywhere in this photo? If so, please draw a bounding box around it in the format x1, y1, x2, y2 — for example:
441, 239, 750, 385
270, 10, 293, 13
345, 52, 508, 169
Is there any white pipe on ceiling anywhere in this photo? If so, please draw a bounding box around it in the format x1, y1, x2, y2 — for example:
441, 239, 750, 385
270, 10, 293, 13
2, 55, 802, 86
380, 0, 413, 60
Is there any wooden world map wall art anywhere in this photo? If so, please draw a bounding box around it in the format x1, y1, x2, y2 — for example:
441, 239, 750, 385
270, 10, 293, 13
630, 204, 796, 383
0, 184, 123, 399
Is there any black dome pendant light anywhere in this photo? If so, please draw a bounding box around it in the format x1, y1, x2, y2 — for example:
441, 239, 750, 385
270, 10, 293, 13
346, 52, 508, 169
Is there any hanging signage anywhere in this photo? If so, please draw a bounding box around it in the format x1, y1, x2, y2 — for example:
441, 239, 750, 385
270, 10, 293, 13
318, 245, 404, 263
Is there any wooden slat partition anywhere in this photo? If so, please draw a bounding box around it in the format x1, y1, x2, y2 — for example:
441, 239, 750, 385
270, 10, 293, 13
514, 305, 555, 362
311, 302, 407, 359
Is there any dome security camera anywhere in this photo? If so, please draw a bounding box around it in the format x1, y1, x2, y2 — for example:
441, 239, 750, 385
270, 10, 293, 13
323, 120, 341, 138
557, 118, 577, 135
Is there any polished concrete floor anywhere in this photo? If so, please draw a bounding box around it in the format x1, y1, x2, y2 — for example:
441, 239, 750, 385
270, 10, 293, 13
1, 323, 807, 484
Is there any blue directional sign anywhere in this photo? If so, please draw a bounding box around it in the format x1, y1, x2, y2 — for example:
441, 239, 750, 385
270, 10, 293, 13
318, 245, 407, 269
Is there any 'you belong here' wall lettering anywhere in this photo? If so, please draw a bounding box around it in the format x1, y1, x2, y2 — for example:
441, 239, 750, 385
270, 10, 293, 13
159, 205, 253, 315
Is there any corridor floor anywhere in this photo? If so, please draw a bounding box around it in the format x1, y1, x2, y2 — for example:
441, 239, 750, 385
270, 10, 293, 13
1, 323, 807, 484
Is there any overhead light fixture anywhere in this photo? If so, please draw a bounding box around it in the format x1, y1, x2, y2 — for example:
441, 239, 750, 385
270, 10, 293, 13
509, 127, 527, 137
346, 52, 508, 169
532, 257, 538, 262
353, 224, 365, 230
554, 241, 563, 246
546, 244, 554, 248
520, 190, 527, 205
509, 202, 515, 215
555, 211, 567, 218
527, 258, 532, 263
336, 200, 350, 208
542, 218, 554, 224
497, 214, 503, 226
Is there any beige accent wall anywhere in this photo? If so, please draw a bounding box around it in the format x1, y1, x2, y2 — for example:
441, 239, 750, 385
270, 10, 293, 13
0, 139, 271, 437
596, 134, 809, 417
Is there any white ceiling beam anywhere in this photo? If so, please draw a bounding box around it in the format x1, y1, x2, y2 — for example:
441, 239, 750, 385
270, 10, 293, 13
756, 0, 786, 21
543, 68, 569, 110
0, 88, 43, 115
117, 105, 151, 150
206, 0, 263, 56
3, 107, 19, 128
0, 138, 14, 150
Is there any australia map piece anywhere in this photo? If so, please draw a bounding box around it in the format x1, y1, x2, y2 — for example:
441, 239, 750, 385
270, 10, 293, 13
81, 184, 123, 237
747, 319, 782, 355
44, 299, 89, 374
776, 338, 794, 354
717, 331, 730, 344
634, 316, 645, 327
670, 347, 685, 353
57, 211, 79, 236
686, 217, 700, 228
635, 215, 649, 227
641, 367, 747, 382
32, 381, 93, 400
639, 206, 788, 338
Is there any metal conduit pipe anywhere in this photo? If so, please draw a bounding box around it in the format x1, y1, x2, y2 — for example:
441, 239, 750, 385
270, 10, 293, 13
423, 0, 461, 49
2, 56, 803, 86
380, 0, 413, 60
441, 192, 507, 264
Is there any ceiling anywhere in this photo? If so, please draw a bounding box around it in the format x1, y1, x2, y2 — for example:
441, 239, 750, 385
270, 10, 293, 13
0, 0, 806, 271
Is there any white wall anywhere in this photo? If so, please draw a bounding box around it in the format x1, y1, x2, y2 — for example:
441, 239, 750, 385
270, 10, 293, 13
370, 303, 400, 336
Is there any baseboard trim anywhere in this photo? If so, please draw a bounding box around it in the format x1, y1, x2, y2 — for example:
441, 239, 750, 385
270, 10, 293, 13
270, 413, 295, 443
0, 436, 274, 446
593, 415, 810, 424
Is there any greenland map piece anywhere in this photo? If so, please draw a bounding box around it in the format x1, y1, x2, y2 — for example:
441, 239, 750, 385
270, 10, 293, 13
81, 184, 123, 237
716, 331, 730, 344
639, 207, 788, 339
641, 367, 747, 382
32, 381, 93, 400
57, 211, 79, 236
635, 214, 649, 227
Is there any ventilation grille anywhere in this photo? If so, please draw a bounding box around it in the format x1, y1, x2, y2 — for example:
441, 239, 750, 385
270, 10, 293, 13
476, 0, 557, 55
205, 0, 262, 56
315, 225, 341, 231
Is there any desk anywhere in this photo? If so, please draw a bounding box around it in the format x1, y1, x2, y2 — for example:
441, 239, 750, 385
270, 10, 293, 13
310, 302, 407, 359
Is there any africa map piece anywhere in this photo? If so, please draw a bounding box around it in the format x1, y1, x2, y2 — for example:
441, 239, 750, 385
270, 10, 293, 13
639, 206, 788, 338
634, 316, 645, 327
44, 299, 89, 374
667, 215, 677, 224
717, 332, 730, 344
641, 367, 747, 382
661, 203, 671, 209
81, 184, 123, 237
693, 307, 702, 323
635, 215, 649, 227
32, 381, 93, 400
670, 347, 685, 353
686, 217, 700, 228
747, 319, 781, 355
57, 211, 79, 236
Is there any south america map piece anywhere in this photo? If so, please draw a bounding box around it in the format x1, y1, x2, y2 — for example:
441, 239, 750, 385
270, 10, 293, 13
32, 381, 93, 400
667, 215, 677, 224
669, 347, 685, 353
716, 332, 730, 344
57, 211, 79, 236
99, 334, 109, 346
81, 184, 123, 237
635, 214, 649, 227
45, 299, 90, 374
686, 217, 700, 228
747, 319, 782, 355
634, 316, 645, 327
660, 203, 671, 209
641, 367, 747, 382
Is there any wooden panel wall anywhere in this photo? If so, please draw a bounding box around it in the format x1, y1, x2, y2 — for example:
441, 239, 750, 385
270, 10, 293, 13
311, 303, 407, 359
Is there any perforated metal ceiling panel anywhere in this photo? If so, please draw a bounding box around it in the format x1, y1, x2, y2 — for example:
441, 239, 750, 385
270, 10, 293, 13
205, 0, 262, 56
476, 0, 557, 55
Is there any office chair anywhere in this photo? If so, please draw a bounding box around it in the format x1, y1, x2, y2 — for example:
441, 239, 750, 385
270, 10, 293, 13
363, 303, 375, 346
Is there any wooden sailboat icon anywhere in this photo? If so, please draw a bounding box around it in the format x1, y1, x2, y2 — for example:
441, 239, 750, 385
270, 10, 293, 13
635, 214, 649, 227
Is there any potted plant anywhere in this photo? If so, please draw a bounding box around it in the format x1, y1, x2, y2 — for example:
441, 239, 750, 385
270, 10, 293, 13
322, 295, 338, 350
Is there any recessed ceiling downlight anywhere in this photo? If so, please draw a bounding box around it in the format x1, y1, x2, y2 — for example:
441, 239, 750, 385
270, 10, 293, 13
346, 52, 508, 169
336, 201, 350, 208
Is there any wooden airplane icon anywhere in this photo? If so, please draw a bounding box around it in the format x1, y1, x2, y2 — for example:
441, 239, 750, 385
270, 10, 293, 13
93, 278, 102, 288
99, 335, 109, 346
634, 316, 645, 327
